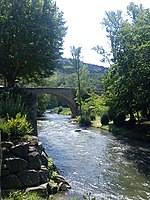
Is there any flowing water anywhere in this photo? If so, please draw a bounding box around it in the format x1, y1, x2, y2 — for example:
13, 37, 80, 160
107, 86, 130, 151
38, 111, 150, 200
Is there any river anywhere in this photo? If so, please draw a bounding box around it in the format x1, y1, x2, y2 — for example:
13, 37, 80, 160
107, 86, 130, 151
37, 111, 150, 200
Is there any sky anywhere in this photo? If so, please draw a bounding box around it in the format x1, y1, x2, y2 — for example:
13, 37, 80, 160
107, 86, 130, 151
55, 0, 150, 66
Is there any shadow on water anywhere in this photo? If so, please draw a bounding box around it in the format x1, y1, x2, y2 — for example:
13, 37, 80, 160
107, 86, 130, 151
111, 132, 150, 178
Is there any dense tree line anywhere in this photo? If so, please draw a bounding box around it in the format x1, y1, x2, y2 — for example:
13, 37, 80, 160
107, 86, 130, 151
99, 2, 150, 124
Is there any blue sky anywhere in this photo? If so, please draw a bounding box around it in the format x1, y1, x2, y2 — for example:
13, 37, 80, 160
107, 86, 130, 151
55, 0, 150, 66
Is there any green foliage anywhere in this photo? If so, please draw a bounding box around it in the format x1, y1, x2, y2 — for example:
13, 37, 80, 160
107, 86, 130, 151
0, 119, 10, 140
37, 94, 51, 117
0, 113, 33, 140
2, 190, 45, 200
47, 157, 58, 178
56, 107, 71, 115
113, 113, 126, 127
82, 93, 108, 117
77, 115, 91, 127
54, 106, 64, 114
0, 89, 28, 119
101, 3, 150, 123
0, 0, 67, 87
48, 95, 58, 109
101, 114, 109, 125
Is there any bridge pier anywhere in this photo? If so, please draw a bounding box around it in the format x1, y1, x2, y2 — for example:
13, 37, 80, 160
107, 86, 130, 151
27, 92, 38, 136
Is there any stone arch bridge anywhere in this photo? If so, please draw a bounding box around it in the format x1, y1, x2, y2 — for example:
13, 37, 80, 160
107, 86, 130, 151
0, 87, 101, 135
27, 87, 78, 116
25, 87, 78, 135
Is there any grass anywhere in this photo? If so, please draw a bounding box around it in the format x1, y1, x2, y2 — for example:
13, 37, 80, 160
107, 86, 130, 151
100, 122, 150, 142
1, 190, 81, 200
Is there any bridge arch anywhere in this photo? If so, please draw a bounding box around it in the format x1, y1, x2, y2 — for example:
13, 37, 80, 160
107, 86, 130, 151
25, 88, 78, 135
34, 87, 78, 118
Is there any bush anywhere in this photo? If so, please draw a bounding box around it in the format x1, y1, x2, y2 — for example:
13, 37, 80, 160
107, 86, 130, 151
47, 157, 58, 178
101, 114, 109, 125
0, 113, 33, 140
0, 89, 28, 119
2, 190, 45, 200
90, 114, 96, 121
113, 112, 126, 127
78, 115, 91, 127
57, 106, 63, 114
0, 119, 10, 140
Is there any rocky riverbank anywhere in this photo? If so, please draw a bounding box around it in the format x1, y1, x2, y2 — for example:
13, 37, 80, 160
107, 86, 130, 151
1, 136, 71, 198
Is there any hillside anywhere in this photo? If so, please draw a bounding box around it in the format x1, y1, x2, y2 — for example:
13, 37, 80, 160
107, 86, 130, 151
57, 58, 108, 74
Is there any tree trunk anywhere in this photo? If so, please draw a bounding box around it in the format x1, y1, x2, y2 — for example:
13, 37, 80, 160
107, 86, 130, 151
6, 75, 16, 88
129, 111, 136, 126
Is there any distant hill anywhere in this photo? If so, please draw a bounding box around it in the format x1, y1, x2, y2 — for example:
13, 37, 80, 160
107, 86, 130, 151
58, 58, 108, 74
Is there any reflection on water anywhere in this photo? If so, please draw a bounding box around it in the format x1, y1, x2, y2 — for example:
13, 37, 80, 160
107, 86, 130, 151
38, 112, 150, 200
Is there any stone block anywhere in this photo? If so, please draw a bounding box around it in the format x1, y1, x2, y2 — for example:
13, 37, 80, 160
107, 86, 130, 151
10, 142, 29, 159
25, 182, 51, 197
28, 152, 42, 170
39, 166, 50, 183
6, 157, 28, 173
18, 169, 40, 187
40, 151, 48, 167
1, 141, 13, 149
1, 174, 23, 189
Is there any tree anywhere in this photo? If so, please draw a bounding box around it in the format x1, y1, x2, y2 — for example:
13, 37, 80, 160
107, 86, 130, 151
70, 46, 82, 116
101, 3, 150, 123
0, 0, 67, 87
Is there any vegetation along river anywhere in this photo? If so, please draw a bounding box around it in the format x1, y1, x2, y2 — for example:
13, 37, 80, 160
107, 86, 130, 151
37, 111, 150, 200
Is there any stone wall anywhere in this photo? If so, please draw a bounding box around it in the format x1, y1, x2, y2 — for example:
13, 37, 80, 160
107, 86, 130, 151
1, 136, 70, 197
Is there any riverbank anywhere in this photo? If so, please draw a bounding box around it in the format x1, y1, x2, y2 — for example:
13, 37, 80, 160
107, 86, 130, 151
55, 111, 150, 143
92, 117, 150, 142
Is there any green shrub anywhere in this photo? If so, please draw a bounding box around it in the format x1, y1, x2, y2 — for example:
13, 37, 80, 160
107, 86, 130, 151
78, 115, 91, 127
0, 119, 10, 140
113, 112, 126, 127
57, 106, 63, 114
47, 157, 58, 178
2, 190, 45, 200
0, 90, 27, 119
90, 114, 96, 121
0, 113, 33, 140
101, 114, 109, 125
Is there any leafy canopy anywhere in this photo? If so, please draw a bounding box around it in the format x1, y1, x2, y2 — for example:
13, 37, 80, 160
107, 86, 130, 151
0, 0, 67, 87
101, 2, 150, 122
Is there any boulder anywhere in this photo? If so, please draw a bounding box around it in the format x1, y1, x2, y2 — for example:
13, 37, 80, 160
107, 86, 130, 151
6, 157, 28, 173
52, 175, 71, 191
29, 146, 36, 152
37, 142, 43, 154
10, 142, 29, 159
25, 182, 51, 198
28, 152, 42, 170
1, 141, 13, 149
59, 182, 71, 191
29, 136, 39, 146
52, 175, 70, 187
2, 147, 15, 159
39, 166, 50, 183
18, 169, 40, 187
1, 174, 23, 189
1, 169, 10, 177
40, 151, 48, 167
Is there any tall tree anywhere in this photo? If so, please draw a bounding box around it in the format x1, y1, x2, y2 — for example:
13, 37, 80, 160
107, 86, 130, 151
0, 0, 67, 87
101, 3, 150, 123
70, 46, 82, 116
